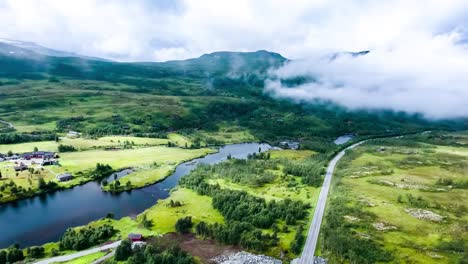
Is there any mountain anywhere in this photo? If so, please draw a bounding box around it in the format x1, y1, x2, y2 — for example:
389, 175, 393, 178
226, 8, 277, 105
0, 38, 107, 61
329, 50, 370, 61
0, 42, 287, 82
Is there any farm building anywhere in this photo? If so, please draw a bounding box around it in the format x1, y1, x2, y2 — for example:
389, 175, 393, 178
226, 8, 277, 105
21, 151, 55, 160
279, 140, 300, 150
56, 173, 73, 182
14, 164, 28, 171
41, 160, 57, 166
127, 233, 143, 242
67, 131, 80, 138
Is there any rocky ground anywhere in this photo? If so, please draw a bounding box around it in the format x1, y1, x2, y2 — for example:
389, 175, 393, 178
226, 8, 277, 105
212, 252, 282, 264
405, 208, 445, 222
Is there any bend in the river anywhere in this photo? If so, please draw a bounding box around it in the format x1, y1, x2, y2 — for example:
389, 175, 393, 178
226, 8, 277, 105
0, 143, 270, 248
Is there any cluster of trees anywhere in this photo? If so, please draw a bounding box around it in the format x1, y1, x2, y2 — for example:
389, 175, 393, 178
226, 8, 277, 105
107, 179, 133, 192
0, 180, 33, 198
0, 132, 56, 145
283, 156, 327, 187
181, 163, 310, 228
194, 221, 278, 251
436, 178, 468, 189
141, 214, 153, 229
56, 116, 85, 131
248, 151, 271, 160
90, 163, 114, 179
175, 216, 193, 233
0, 245, 24, 264
168, 199, 183, 208
321, 192, 392, 263
185, 159, 277, 188
57, 144, 77, 152
114, 239, 194, 264
26, 246, 45, 258
59, 224, 115, 251
211, 190, 309, 228
290, 225, 305, 254
38, 177, 58, 191
180, 166, 310, 253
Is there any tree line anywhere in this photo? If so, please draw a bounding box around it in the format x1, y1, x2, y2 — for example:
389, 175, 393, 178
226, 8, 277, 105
0, 132, 55, 145
113, 239, 194, 264
59, 224, 115, 251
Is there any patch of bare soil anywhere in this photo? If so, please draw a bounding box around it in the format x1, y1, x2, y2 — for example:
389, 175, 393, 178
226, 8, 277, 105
148, 233, 241, 264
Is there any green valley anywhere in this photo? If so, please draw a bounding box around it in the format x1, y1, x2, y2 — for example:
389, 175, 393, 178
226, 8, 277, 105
319, 132, 468, 264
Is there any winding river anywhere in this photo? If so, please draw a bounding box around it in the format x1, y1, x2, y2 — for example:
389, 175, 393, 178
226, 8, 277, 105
0, 143, 270, 248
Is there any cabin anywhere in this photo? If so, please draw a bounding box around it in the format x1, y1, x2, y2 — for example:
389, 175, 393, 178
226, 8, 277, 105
279, 140, 300, 150
14, 164, 28, 171
41, 160, 57, 166
21, 151, 55, 160
56, 173, 73, 182
67, 131, 80, 138
127, 233, 143, 242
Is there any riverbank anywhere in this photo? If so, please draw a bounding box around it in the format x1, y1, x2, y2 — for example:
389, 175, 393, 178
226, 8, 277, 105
0, 143, 269, 248
0, 143, 214, 204
101, 149, 216, 193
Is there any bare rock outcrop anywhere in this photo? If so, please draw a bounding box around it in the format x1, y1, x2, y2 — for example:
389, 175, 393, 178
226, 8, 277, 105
212, 252, 282, 264
405, 208, 445, 222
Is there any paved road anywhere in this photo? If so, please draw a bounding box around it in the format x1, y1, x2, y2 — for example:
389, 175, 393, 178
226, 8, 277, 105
90, 251, 115, 264
299, 141, 365, 264
34, 241, 121, 264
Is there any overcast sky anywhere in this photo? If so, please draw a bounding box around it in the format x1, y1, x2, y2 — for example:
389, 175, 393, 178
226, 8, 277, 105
1, 0, 468, 118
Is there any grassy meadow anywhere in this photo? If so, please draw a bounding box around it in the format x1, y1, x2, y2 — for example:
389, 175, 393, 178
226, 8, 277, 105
0, 135, 170, 153
0, 136, 214, 203
320, 132, 468, 264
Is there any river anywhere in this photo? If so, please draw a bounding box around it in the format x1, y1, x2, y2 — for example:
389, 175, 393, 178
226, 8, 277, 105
0, 143, 270, 248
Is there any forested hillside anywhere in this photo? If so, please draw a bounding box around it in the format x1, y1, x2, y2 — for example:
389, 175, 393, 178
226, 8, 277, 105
0, 42, 466, 152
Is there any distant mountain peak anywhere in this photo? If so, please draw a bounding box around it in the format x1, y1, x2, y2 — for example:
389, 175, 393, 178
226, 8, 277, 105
0, 38, 108, 61
329, 50, 370, 61
199, 50, 286, 60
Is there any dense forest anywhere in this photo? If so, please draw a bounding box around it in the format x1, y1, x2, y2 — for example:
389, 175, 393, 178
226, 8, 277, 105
2, 42, 466, 152
178, 157, 315, 253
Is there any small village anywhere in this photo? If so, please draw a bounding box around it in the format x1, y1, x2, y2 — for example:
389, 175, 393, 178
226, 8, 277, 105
0, 150, 73, 182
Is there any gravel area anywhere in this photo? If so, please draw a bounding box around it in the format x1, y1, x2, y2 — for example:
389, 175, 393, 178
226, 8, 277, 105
212, 252, 282, 264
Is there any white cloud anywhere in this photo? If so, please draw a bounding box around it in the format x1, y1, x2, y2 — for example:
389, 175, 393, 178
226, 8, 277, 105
264, 1, 468, 119
1, 0, 468, 118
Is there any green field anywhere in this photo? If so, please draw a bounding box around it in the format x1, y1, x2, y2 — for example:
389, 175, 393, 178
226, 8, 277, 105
320, 132, 468, 264
143, 187, 225, 234
57, 146, 212, 173
0, 139, 214, 202
0, 135, 170, 153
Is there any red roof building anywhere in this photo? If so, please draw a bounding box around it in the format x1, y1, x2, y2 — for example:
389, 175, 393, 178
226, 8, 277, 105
127, 233, 143, 242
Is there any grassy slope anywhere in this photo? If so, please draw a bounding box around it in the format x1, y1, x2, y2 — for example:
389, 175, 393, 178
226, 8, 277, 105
321, 133, 468, 263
